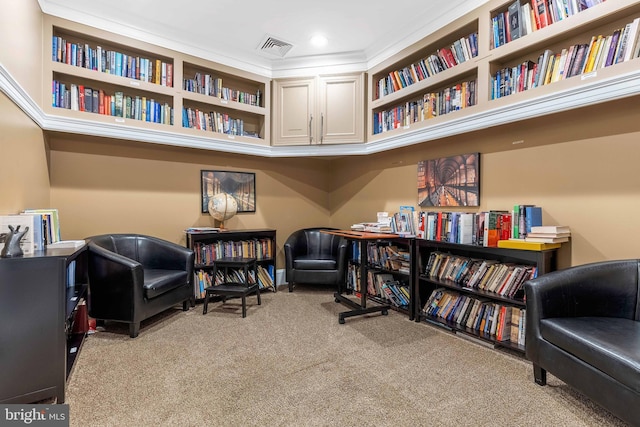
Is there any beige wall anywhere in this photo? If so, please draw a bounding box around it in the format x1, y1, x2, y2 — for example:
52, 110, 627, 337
0, 0, 43, 104
3, 0, 640, 272
330, 96, 640, 268
0, 93, 50, 214
46, 95, 640, 271
48, 135, 333, 266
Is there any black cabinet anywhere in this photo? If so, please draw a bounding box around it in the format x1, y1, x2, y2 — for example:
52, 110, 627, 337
0, 245, 88, 403
354, 237, 415, 320
186, 229, 277, 298
414, 239, 557, 353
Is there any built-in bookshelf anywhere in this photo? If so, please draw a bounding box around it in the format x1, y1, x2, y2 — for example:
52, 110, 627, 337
186, 229, 277, 299
489, 1, 640, 100
414, 239, 557, 353
367, 0, 640, 142
43, 15, 271, 145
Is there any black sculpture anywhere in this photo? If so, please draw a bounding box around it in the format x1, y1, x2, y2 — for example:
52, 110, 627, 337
1, 225, 29, 258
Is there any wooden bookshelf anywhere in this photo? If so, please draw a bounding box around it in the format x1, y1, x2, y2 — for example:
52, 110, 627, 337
43, 15, 271, 146
366, 0, 640, 143
35, 1, 640, 153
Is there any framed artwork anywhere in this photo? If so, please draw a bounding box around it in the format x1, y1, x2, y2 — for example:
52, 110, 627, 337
417, 153, 480, 207
201, 170, 256, 213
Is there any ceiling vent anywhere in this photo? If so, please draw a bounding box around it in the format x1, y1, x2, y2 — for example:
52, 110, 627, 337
257, 35, 293, 58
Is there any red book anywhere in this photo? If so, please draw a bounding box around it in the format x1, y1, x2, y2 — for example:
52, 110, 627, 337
534, 0, 549, 29
78, 85, 85, 111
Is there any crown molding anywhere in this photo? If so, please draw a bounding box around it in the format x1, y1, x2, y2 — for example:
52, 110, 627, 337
3, 62, 640, 158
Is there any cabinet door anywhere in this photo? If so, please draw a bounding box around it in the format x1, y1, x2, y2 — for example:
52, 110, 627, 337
318, 74, 364, 144
0, 257, 64, 403
271, 78, 315, 146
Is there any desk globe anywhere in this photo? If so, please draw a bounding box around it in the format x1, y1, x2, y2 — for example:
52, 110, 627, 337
208, 192, 238, 228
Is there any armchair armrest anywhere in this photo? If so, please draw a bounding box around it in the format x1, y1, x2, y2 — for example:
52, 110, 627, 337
87, 242, 144, 320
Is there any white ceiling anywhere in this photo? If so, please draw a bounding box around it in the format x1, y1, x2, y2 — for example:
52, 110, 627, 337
38, 0, 487, 77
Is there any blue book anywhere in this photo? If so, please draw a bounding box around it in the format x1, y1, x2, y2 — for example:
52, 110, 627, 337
525, 206, 543, 234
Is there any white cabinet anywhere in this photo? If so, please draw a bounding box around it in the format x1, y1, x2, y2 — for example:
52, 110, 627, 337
272, 73, 364, 146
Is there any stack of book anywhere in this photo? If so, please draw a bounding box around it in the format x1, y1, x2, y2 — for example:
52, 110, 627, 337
525, 225, 571, 243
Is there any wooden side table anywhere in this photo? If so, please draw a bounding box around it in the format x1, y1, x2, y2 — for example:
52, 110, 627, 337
202, 257, 261, 318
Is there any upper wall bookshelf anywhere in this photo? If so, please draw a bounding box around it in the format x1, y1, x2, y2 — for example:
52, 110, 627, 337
367, 0, 640, 142
43, 15, 271, 146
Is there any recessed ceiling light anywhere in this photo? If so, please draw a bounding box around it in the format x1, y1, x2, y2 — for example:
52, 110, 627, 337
310, 34, 328, 47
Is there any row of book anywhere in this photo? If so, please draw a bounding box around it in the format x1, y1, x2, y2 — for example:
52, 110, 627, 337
491, 16, 640, 99
423, 251, 537, 299
181, 107, 250, 137
376, 279, 411, 308
373, 80, 477, 135
398, 205, 544, 247
492, 0, 606, 49
193, 264, 275, 298
375, 32, 478, 99
366, 243, 411, 274
52, 81, 174, 124
423, 288, 526, 345
183, 73, 262, 107
362, 270, 410, 308
52, 36, 173, 87
193, 238, 273, 265
0, 209, 62, 255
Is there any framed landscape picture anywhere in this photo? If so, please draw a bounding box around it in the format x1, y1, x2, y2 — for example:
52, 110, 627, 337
201, 170, 256, 213
417, 153, 479, 207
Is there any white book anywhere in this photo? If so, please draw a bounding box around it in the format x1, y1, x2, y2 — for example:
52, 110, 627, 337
47, 240, 86, 249
623, 17, 640, 62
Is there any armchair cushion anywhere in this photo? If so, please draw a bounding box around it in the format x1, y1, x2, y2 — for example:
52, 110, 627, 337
540, 317, 640, 393
144, 269, 190, 299
293, 255, 337, 271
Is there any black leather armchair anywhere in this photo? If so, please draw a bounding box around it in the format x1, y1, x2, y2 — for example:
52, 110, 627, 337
85, 234, 194, 338
284, 227, 348, 292
524, 260, 640, 426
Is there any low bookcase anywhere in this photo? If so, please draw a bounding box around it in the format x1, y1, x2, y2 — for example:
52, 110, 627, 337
414, 239, 558, 353
0, 245, 88, 403
357, 237, 416, 320
186, 229, 277, 299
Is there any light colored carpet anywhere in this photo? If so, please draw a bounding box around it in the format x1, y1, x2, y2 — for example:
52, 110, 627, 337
66, 287, 627, 427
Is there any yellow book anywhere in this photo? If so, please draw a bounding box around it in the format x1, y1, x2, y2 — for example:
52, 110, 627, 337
497, 239, 562, 251
584, 35, 603, 73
